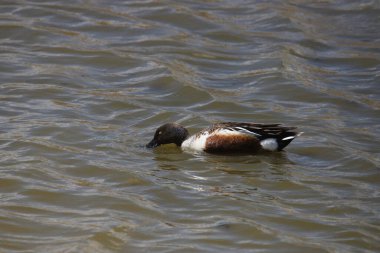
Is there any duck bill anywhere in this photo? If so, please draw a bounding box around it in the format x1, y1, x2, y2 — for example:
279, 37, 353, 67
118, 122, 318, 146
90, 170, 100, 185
146, 139, 159, 148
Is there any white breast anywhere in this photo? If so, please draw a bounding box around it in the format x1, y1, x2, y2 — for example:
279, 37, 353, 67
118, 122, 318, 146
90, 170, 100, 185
181, 131, 209, 151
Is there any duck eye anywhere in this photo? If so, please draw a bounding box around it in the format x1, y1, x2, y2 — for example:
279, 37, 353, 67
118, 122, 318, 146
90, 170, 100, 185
158, 131, 162, 135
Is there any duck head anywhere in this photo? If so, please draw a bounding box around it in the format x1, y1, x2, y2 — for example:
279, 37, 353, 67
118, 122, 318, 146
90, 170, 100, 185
146, 123, 189, 148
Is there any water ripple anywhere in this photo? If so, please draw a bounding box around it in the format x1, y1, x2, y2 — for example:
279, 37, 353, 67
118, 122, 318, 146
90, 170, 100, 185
1, 1, 380, 252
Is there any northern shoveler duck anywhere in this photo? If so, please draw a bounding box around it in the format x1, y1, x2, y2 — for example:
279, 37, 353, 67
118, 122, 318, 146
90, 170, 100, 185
146, 122, 301, 153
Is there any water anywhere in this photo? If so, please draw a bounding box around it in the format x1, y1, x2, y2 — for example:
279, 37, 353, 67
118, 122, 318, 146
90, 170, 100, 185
1, 0, 380, 252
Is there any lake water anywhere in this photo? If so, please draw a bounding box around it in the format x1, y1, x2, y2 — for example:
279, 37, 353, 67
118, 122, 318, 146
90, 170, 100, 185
1, 1, 379, 252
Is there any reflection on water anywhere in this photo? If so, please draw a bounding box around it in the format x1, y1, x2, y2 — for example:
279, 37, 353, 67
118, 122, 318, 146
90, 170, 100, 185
1, 1, 379, 252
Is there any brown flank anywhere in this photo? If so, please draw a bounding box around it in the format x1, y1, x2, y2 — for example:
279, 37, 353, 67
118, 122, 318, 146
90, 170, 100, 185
204, 134, 261, 153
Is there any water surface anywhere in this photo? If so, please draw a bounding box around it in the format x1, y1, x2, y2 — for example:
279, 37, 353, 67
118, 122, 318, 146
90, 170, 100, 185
1, 0, 380, 252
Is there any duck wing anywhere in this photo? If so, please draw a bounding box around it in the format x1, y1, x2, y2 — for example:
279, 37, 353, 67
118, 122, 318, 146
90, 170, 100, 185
210, 122, 300, 151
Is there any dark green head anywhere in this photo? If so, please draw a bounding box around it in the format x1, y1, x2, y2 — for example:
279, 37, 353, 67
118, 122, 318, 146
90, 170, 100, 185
146, 123, 189, 148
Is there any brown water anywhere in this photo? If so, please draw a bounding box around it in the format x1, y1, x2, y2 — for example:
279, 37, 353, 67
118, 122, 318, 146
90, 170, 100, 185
1, 1, 380, 252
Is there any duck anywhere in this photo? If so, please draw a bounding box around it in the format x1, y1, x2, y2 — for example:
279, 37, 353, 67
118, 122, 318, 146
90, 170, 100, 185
146, 122, 301, 154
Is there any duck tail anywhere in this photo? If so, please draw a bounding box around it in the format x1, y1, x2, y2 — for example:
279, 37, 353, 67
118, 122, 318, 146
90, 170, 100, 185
276, 131, 303, 151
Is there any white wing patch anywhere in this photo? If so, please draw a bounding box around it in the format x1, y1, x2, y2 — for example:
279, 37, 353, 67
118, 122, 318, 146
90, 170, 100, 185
214, 128, 238, 136
215, 127, 261, 137
234, 127, 261, 136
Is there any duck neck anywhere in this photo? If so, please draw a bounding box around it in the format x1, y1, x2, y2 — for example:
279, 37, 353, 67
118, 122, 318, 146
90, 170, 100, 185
174, 127, 189, 146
